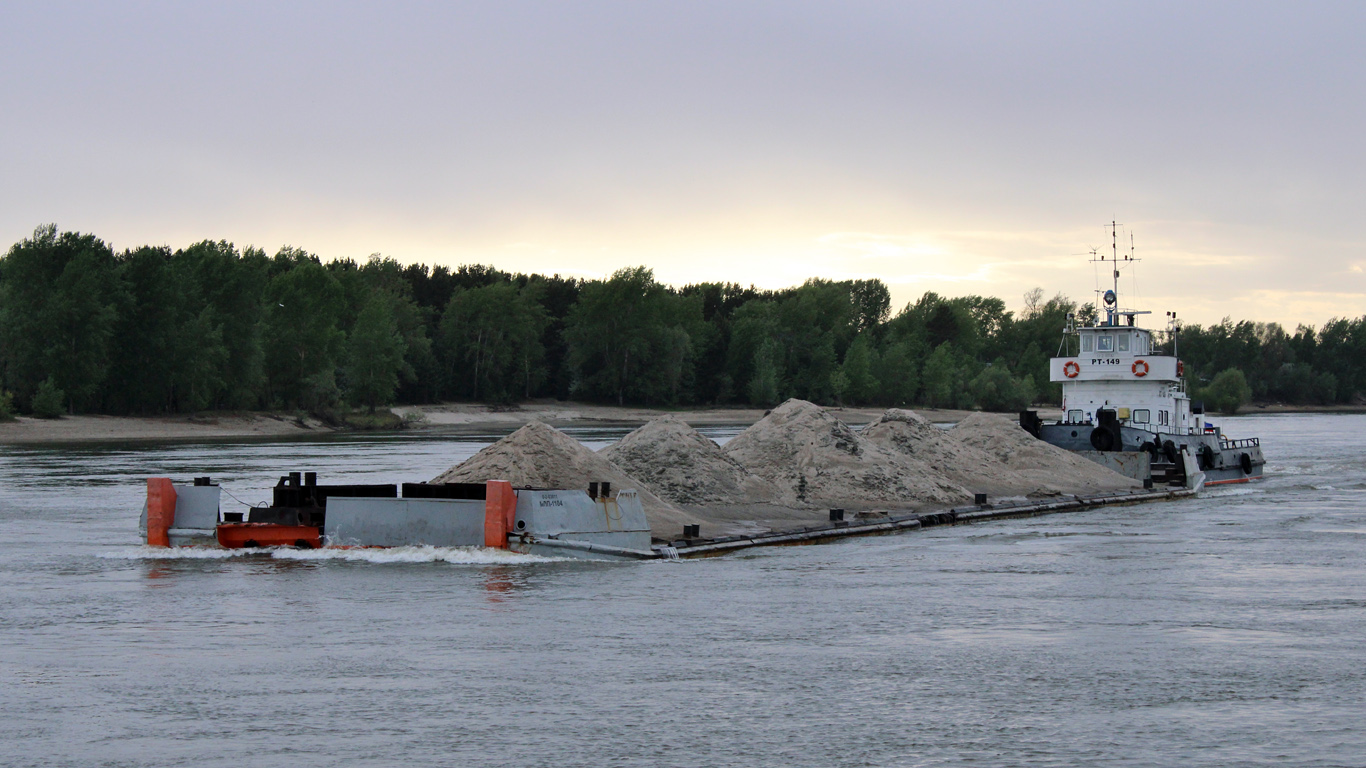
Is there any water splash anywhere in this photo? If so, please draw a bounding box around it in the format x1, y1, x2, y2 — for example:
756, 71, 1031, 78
99, 544, 563, 564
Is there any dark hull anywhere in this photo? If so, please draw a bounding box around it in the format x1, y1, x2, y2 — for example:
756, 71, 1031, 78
1036, 422, 1265, 485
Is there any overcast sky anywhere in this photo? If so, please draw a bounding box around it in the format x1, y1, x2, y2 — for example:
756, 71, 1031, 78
2, 1, 1361, 327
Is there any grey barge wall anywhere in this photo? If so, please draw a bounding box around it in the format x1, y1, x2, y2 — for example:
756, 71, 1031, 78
325, 497, 487, 547
164, 484, 221, 546
508, 488, 653, 559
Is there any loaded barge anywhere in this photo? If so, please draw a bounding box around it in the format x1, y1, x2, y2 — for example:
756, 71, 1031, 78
140, 472, 1196, 561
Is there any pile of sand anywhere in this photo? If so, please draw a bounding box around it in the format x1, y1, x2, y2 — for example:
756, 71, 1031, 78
430, 421, 703, 535
720, 399, 971, 509
947, 412, 1139, 495
599, 415, 789, 506
861, 409, 992, 473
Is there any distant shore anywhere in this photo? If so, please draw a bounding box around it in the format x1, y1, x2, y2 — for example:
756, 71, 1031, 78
0, 399, 1353, 444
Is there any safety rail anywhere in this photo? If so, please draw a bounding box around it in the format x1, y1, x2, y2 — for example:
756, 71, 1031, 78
1220, 437, 1260, 449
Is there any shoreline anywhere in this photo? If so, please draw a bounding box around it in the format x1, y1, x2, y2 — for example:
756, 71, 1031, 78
0, 399, 1353, 445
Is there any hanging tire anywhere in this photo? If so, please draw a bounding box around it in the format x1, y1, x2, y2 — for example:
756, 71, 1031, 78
1162, 440, 1179, 463
1199, 444, 1216, 470
1240, 453, 1253, 474
1140, 441, 1156, 456
1090, 428, 1116, 451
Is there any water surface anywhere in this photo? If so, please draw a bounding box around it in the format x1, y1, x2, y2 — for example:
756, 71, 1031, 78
1, 414, 1362, 767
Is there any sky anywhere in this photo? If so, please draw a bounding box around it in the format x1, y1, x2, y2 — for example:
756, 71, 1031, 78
1, 1, 1362, 328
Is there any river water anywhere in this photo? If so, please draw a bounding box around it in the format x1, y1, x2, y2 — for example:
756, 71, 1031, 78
0, 414, 1362, 767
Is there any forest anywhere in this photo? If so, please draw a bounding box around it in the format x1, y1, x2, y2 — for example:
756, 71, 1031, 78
1, 224, 1363, 419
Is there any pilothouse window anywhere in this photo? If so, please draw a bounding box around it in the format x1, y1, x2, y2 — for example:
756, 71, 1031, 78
1118, 334, 1130, 352
1097, 335, 1114, 352
1081, 334, 1093, 352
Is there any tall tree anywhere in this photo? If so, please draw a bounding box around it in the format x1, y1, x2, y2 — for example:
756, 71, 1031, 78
0, 225, 120, 412
564, 267, 700, 405
262, 259, 345, 408
439, 281, 549, 402
345, 295, 408, 411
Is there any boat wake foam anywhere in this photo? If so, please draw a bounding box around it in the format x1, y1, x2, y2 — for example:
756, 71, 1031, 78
99, 545, 564, 564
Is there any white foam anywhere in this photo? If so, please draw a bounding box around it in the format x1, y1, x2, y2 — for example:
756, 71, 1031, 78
1200, 486, 1262, 498
100, 545, 562, 564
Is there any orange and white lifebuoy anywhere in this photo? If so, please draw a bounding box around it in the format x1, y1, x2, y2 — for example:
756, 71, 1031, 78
1063, 361, 1080, 378
1132, 359, 1150, 377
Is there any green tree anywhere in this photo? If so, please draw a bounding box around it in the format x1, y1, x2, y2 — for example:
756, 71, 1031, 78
564, 267, 700, 405
746, 338, 783, 406
345, 295, 408, 411
874, 339, 921, 404
839, 334, 879, 404
439, 281, 549, 402
969, 359, 1037, 411
31, 377, 65, 418
921, 343, 971, 409
262, 259, 345, 408
1202, 367, 1252, 414
0, 225, 121, 412
180, 241, 269, 409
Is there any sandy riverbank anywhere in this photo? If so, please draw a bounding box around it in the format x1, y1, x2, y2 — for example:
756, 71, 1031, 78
0, 412, 330, 444
0, 401, 1047, 444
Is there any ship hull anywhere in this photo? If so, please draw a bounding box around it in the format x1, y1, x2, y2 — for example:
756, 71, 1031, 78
1036, 421, 1265, 486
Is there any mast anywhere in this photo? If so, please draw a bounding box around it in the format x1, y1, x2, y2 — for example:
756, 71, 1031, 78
1111, 219, 1120, 305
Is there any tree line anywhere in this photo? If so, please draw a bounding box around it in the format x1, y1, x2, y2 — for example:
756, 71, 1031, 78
1, 224, 1362, 419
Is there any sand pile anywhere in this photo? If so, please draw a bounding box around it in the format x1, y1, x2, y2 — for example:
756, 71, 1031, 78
721, 399, 971, 509
948, 412, 1139, 494
600, 415, 789, 506
861, 409, 993, 473
430, 421, 703, 535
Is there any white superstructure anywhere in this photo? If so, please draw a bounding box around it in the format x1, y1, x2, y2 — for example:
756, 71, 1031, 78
1050, 307, 1196, 433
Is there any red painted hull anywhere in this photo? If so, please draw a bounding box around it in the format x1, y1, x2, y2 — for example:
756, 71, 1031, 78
216, 523, 321, 549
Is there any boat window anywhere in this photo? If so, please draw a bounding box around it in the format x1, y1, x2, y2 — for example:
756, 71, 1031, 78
1132, 409, 1150, 423
1068, 409, 1083, 423
1118, 334, 1130, 352
1097, 335, 1114, 352
1081, 334, 1093, 352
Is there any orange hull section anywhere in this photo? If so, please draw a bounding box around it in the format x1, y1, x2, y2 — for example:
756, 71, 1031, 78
216, 523, 321, 549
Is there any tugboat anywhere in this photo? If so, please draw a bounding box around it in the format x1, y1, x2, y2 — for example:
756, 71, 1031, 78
1020, 225, 1266, 488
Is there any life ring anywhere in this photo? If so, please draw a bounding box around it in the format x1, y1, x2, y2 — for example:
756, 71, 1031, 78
1132, 359, 1150, 377
1063, 361, 1080, 378
1177, 360, 1185, 377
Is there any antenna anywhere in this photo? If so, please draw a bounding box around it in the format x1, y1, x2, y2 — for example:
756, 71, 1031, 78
1109, 219, 1121, 305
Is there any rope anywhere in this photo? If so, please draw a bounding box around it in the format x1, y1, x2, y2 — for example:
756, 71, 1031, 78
220, 486, 270, 508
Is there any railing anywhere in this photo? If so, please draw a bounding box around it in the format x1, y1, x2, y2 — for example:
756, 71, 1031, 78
1220, 437, 1260, 449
